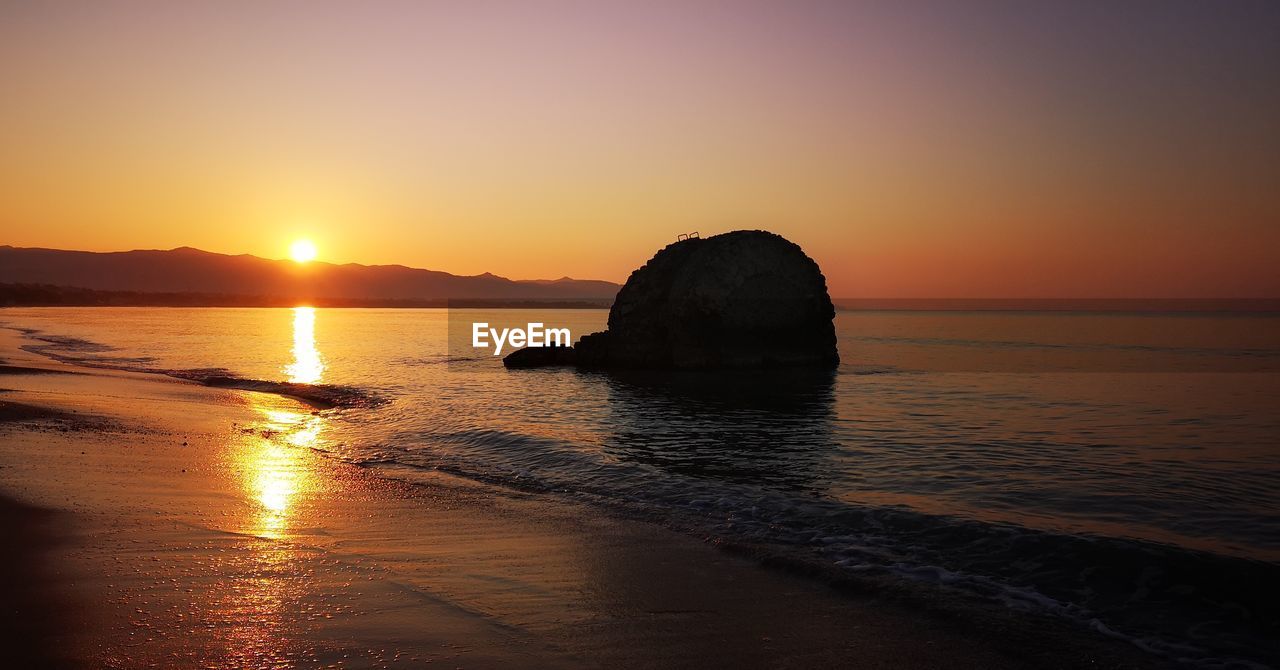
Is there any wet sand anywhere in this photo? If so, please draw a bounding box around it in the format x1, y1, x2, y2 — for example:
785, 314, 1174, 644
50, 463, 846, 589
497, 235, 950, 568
0, 329, 1158, 669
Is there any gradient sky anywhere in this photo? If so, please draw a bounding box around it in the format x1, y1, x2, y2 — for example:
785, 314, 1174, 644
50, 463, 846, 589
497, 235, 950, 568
2, 1, 1278, 297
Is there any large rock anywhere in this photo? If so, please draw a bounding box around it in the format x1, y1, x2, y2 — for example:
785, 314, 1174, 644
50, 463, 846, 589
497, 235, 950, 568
501, 342, 576, 368
572, 230, 838, 369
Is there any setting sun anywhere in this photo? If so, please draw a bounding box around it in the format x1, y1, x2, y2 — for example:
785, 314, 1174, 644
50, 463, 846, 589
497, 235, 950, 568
289, 239, 318, 263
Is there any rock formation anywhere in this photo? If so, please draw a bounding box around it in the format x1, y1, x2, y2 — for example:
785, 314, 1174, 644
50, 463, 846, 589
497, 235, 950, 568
504, 230, 839, 369
500, 342, 577, 368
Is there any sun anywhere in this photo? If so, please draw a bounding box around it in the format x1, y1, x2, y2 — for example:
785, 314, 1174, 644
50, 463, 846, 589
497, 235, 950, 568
289, 239, 318, 263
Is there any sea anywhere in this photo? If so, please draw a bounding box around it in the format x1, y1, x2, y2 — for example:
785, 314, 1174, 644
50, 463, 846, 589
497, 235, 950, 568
3, 306, 1278, 667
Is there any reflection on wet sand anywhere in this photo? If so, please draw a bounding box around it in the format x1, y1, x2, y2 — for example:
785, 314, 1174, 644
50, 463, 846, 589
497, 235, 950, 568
244, 407, 323, 539
214, 395, 328, 667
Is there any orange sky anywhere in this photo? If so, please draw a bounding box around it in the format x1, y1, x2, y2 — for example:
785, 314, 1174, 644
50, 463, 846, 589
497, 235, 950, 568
1, 2, 1277, 297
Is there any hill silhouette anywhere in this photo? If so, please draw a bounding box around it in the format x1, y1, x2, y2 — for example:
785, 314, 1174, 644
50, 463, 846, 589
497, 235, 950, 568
0, 246, 619, 304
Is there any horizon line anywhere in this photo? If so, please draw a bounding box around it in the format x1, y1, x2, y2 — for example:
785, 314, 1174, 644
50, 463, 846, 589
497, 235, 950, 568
4, 245, 1278, 303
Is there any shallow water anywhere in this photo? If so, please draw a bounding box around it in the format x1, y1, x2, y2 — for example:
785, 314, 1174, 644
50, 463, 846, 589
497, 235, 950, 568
4, 306, 1279, 666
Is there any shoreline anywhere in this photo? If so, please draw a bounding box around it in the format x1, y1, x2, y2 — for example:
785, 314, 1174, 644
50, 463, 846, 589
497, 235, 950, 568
0, 327, 1162, 668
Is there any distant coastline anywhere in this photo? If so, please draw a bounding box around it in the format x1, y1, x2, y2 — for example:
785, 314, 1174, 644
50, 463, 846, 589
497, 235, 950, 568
0, 283, 612, 309
0, 245, 621, 303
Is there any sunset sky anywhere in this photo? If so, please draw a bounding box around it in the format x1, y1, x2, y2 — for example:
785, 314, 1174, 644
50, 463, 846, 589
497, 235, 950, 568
2, 1, 1277, 297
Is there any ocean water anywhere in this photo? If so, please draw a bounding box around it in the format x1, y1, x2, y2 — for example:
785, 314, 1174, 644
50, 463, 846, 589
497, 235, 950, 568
3, 307, 1278, 667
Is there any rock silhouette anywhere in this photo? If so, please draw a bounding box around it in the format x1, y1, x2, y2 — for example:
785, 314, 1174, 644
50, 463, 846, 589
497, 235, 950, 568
504, 230, 838, 369
501, 342, 577, 368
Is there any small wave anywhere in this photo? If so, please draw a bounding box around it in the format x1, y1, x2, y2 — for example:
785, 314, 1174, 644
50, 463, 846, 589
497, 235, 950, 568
343, 423, 1280, 669
393, 354, 489, 366
11, 329, 158, 370
844, 364, 902, 375
164, 370, 383, 409
5, 324, 383, 410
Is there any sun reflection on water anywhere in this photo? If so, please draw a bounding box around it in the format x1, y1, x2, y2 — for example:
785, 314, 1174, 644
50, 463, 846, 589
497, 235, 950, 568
284, 306, 324, 384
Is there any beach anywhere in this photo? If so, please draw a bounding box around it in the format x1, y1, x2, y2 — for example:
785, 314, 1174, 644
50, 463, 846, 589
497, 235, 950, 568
0, 326, 1165, 669
5, 0, 1279, 665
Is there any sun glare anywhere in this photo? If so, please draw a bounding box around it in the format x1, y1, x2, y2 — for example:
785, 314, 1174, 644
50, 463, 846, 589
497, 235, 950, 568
289, 239, 318, 263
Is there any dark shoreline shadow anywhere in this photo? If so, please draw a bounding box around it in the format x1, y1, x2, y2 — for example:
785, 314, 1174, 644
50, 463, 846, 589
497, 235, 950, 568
0, 494, 79, 669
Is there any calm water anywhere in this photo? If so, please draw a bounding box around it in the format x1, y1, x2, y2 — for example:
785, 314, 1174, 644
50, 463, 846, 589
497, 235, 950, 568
4, 307, 1279, 666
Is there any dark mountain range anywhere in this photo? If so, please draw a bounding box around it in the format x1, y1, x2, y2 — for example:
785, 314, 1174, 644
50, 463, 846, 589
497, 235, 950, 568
0, 246, 620, 303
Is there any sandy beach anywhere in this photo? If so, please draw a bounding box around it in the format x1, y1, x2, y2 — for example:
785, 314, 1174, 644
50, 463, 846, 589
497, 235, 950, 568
0, 328, 1160, 669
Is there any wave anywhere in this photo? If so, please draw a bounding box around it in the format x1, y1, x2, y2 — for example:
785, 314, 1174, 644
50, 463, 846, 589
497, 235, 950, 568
352, 425, 1280, 669
5, 325, 381, 410
164, 370, 381, 409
